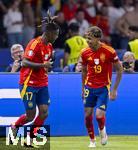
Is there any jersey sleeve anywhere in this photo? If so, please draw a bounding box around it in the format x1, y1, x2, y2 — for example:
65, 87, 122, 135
80, 50, 87, 66
24, 39, 39, 61
110, 49, 119, 63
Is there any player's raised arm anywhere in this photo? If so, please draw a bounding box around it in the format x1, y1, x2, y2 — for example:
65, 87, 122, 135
110, 61, 123, 100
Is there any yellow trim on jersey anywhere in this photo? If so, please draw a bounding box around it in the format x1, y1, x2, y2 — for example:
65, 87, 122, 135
30, 39, 39, 50
85, 76, 88, 85
102, 44, 115, 54
106, 84, 110, 93
106, 72, 111, 92
80, 47, 90, 54
20, 70, 33, 99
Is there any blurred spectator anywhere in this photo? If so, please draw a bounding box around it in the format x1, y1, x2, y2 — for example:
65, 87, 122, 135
63, 57, 82, 72
63, 22, 88, 67
52, 0, 61, 9
127, 26, 138, 59
41, 0, 50, 16
122, 0, 134, 12
116, 0, 138, 49
108, 0, 125, 49
30, 0, 42, 36
70, 8, 89, 36
54, 11, 68, 49
96, 0, 112, 6
52, 11, 68, 72
62, 0, 78, 21
92, 4, 110, 44
41, 0, 60, 34
41, 0, 59, 18
78, 0, 95, 23
50, 0, 61, 14
22, 0, 35, 47
0, 0, 7, 15
0, 0, 7, 47
5, 44, 24, 72
135, 60, 138, 72
86, 0, 96, 17
3, 0, 23, 47
122, 51, 138, 73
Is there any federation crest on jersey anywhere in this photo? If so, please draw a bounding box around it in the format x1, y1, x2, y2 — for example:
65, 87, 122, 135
94, 59, 99, 65
100, 53, 106, 62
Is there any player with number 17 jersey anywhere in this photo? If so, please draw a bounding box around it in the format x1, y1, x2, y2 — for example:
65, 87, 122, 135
11, 12, 60, 148
19, 36, 53, 87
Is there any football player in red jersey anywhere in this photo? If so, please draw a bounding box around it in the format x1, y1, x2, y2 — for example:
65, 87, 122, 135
81, 26, 123, 148
11, 11, 59, 148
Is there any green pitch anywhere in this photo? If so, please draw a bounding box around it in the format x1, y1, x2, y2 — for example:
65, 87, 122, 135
0, 136, 138, 150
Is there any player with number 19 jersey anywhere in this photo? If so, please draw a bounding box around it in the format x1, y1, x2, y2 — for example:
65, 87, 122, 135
81, 42, 119, 89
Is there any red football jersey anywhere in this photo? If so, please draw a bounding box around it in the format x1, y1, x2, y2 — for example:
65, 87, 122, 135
81, 43, 119, 88
19, 37, 53, 87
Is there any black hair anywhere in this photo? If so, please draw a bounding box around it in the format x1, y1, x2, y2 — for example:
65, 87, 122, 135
68, 22, 79, 32
38, 10, 59, 32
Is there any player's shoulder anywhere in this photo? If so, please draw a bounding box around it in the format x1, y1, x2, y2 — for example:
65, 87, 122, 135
80, 47, 91, 56
27, 36, 42, 51
101, 43, 115, 54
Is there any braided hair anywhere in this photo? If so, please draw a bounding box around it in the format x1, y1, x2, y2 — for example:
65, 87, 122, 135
38, 10, 59, 32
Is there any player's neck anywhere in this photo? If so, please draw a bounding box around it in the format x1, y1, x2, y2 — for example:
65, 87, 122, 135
42, 34, 49, 45
91, 42, 101, 51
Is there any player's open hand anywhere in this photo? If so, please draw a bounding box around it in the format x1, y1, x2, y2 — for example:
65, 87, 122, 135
44, 59, 53, 68
110, 89, 117, 100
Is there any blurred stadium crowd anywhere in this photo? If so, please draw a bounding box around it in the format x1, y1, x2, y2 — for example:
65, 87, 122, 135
0, 0, 138, 73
